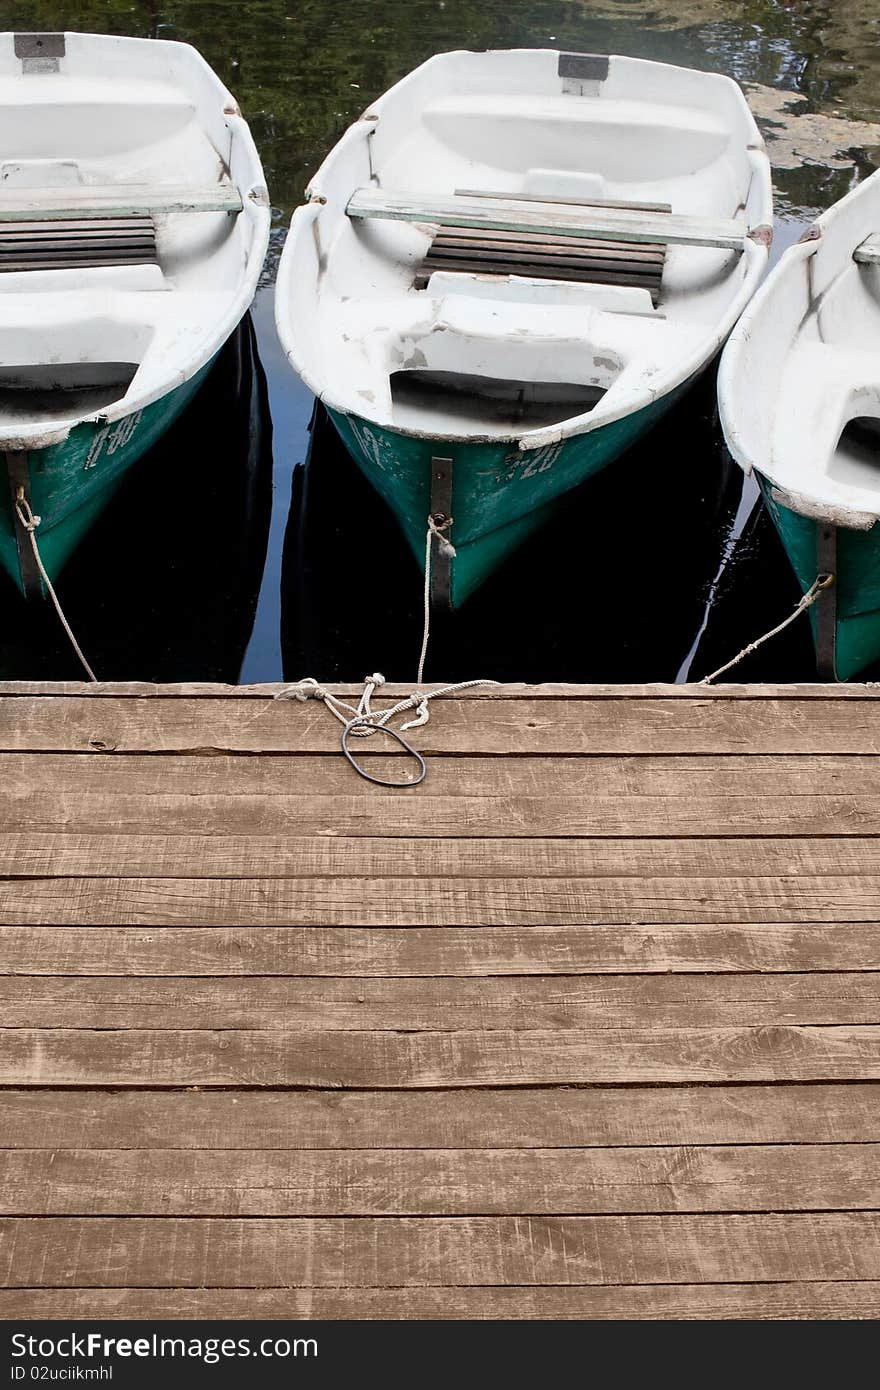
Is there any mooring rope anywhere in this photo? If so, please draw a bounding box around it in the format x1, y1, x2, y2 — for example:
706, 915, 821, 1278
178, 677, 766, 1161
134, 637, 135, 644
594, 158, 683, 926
417, 513, 456, 686
14, 494, 98, 683
275, 671, 499, 786
698, 572, 834, 685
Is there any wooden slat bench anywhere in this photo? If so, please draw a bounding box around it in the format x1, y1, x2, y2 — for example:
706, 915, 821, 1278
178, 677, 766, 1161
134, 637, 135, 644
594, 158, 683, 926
346, 187, 748, 251
0, 216, 158, 273
0, 183, 243, 223
349, 187, 749, 305
412, 224, 668, 302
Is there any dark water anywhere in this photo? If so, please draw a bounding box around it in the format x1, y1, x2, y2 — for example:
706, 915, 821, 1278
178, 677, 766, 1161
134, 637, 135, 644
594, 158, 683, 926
1, 0, 879, 683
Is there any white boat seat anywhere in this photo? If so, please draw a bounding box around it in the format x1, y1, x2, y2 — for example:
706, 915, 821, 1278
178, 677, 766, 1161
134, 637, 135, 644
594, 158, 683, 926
0, 216, 158, 273
0, 183, 242, 222
346, 187, 748, 251
854, 234, 880, 266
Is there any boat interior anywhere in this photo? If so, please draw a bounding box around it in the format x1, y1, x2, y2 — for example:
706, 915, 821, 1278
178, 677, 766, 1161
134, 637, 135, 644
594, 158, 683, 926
287, 49, 771, 443
727, 170, 880, 519
0, 31, 266, 444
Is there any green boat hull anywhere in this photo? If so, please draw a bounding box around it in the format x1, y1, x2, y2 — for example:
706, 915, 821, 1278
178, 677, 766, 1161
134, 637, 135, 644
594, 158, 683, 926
329, 382, 688, 607
0, 359, 215, 597
760, 475, 880, 680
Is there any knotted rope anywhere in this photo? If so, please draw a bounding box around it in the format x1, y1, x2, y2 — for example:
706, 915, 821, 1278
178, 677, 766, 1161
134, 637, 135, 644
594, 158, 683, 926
698, 572, 834, 685
275, 671, 499, 786
14, 493, 98, 682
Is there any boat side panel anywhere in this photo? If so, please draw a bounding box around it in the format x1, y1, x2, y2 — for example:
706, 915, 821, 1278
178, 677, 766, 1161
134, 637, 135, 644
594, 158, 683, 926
0, 359, 213, 593
759, 474, 880, 680
329, 382, 685, 603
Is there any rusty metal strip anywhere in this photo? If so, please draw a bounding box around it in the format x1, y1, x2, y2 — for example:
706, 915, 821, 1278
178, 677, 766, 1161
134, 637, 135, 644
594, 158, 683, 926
815, 523, 838, 681
5, 453, 43, 600
429, 456, 454, 609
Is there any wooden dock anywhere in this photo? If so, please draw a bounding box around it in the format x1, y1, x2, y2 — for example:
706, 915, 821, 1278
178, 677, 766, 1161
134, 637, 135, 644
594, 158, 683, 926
1, 679, 880, 1320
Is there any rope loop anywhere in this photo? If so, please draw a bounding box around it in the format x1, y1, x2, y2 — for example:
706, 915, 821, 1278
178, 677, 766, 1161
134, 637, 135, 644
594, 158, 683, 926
341, 717, 427, 787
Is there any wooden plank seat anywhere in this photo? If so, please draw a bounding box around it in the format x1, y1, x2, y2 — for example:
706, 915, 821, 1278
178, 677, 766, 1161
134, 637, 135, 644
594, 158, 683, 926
412, 223, 668, 303
345, 187, 749, 251
0, 217, 158, 273
854, 234, 880, 266
0, 183, 243, 223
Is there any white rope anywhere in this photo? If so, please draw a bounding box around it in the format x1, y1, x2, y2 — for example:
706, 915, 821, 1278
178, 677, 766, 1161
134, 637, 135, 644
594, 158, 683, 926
417, 514, 456, 686
14, 495, 98, 683
275, 513, 497, 783
275, 671, 498, 736
698, 573, 834, 685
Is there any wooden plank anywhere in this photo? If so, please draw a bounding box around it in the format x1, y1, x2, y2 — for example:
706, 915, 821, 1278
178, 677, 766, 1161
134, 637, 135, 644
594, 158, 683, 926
4, 681, 880, 698
6, 1085, 877, 1150
854, 233, 880, 266
429, 226, 667, 259
0, 184, 243, 221
6, 788, 880, 838
4, 832, 880, 881
2, 1025, 879, 1086
0, 681, 879, 698
347, 188, 747, 251
4, 874, 880, 926
417, 258, 662, 295
1, 1283, 876, 1319
454, 189, 673, 215
4, 923, 879, 976
4, 1213, 880, 1286
3, 1143, 877, 1216
3, 974, 880, 1031
8, 751, 876, 797
9, 695, 880, 753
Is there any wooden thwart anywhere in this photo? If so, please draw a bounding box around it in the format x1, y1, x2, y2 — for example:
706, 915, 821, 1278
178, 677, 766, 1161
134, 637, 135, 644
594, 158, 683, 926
854, 234, 880, 266
0, 183, 243, 223
347, 187, 748, 250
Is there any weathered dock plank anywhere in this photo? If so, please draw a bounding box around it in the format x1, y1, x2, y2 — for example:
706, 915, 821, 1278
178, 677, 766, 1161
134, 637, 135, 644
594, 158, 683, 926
1, 1284, 877, 1320
2, 681, 878, 1321
5, 692, 880, 753
3, 1024, 880, 1087
5, 923, 880, 975
3, 1143, 878, 1216
4, 1213, 880, 1286
5, 1084, 878, 1149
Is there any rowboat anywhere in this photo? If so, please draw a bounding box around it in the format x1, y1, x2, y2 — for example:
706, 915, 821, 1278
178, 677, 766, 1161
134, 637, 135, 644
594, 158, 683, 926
0, 314, 272, 680
0, 31, 269, 598
718, 169, 880, 680
275, 48, 772, 607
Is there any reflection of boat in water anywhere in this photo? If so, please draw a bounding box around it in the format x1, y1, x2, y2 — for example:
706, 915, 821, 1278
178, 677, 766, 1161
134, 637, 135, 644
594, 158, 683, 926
281, 368, 742, 685
0, 314, 272, 681
0, 30, 269, 596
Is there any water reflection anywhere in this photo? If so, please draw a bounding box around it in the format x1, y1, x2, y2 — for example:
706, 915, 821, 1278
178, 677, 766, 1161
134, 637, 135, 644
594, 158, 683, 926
0, 317, 272, 681
280, 370, 809, 685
